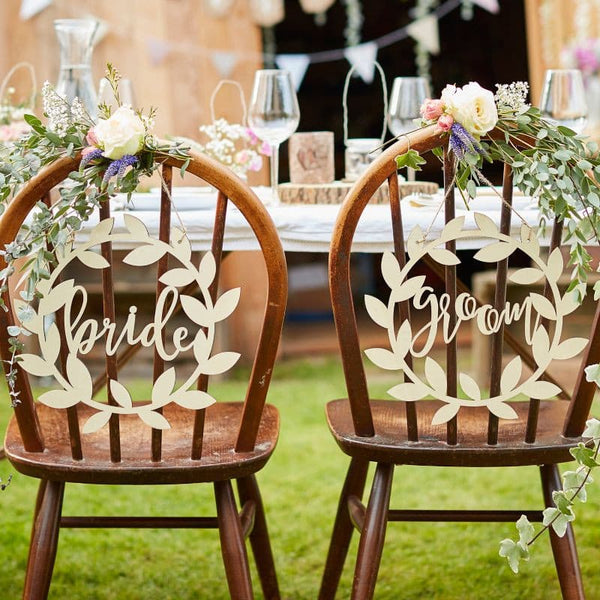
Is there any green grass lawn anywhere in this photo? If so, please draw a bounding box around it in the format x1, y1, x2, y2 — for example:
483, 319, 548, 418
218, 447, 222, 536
1, 356, 599, 599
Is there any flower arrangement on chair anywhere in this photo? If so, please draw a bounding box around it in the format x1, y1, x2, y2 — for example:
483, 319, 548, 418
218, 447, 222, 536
395, 80, 600, 574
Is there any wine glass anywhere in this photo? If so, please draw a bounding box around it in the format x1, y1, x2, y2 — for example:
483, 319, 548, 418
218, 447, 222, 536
388, 76, 430, 180
248, 70, 300, 204
539, 69, 588, 134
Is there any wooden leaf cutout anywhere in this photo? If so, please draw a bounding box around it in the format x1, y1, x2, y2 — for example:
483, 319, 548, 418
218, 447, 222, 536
124, 214, 150, 239
109, 379, 133, 409
387, 382, 428, 402
488, 401, 518, 420
390, 275, 426, 303
428, 248, 461, 266
520, 224, 539, 256
18, 353, 53, 377
213, 288, 241, 322
473, 241, 514, 263
174, 390, 216, 410
441, 216, 465, 240
500, 356, 523, 394
431, 403, 460, 426
40, 322, 60, 365
38, 389, 80, 409
459, 372, 481, 401
180, 294, 211, 326
78, 251, 110, 270
139, 410, 171, 430
365, 295, 390, 329
364, 347, 403, 370
123, 244, 167, 266
198, 251, 217, 289
66, 355, 92, 398
393, 320, 412, 358
160, 267, 196, 287
171, 227, 192, 263
381, 251, 401, 290
474, 212, 498, 236
151, 367, 176, 404
202, 351, 240, 375
554, 337, 589, 360
193, 330, 210, 364
520, 380, 561, 399
82, 411, 112, 434
406, 225, 424, 261
530, 293, 557, 320
89, 217, 114, 243
425, 357, 446, 394
38, 279, 74, 315
560, 290, 581, 315
509, 268, 544, 285
547, 247, 564, 283
532, 326, 550, 367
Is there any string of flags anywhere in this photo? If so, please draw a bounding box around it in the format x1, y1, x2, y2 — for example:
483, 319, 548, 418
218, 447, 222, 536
20, 0, 499, 89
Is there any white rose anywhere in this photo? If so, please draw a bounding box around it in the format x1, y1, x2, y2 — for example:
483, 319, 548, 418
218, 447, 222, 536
443, 82, 498, 137
94, 106, 145, 160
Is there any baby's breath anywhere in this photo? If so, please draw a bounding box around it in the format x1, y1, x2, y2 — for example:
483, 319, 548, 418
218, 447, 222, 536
494, 82, 530, 112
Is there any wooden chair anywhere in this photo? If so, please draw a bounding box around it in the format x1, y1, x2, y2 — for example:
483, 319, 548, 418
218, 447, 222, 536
1, 152, 287, 599
319, 125, 600, 600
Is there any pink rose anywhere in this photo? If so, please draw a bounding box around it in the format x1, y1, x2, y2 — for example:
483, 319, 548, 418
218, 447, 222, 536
437, 114, 454, 132
420, 99, 444, 121
86, 128, 98, 146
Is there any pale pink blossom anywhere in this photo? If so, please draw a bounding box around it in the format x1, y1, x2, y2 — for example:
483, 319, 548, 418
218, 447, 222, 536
420, 98, 444, 121
437, 114, 454, 132
260, 141, 271, 156
86, 128, 98, 146
81, 145, 98, 156
248, 154, 263, 172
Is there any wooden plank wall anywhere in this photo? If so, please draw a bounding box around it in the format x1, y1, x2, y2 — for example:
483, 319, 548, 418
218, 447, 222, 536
0, 0, 263, 139
525, 0, 600, 103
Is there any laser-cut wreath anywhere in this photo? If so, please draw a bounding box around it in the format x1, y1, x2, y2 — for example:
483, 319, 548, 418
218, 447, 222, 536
365, 213, 589, 426
15, 214, 240, 434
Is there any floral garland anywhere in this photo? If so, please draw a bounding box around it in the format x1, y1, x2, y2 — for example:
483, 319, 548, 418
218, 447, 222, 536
395, 79, 600, 573
0, 64, 190, 404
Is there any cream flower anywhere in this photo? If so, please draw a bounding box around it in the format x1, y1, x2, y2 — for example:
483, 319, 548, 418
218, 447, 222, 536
443, 82, 498, 137
94, 106, 145, 160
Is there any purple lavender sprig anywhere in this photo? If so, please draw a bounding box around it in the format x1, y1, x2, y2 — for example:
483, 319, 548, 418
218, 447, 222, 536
449, 122, 484, 160
80, 148, 104, 169
102, 154, 139, 186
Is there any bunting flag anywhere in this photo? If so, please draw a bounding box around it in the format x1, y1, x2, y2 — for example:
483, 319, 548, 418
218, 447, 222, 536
406, 14, 440, 55
471, 0, 500, 13
20, 0, 52, 20
343, 42, 378, 84
146, 38, 171, 66
275, 54, 310, 90
211, 50, 238, 78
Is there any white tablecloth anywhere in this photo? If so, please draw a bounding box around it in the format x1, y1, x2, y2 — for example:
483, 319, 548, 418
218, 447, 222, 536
76, 186, 542, 253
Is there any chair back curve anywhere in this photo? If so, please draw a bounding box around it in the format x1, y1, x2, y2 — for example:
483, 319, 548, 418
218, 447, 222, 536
0, 151, 287, 462
329, 125, 600, 447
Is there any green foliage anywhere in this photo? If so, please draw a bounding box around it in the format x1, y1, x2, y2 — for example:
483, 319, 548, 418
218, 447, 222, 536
395, 149, 427, 171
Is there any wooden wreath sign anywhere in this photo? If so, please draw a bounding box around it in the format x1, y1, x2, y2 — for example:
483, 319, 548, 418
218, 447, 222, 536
365, 213, 588, 426
15, 215, 240, 434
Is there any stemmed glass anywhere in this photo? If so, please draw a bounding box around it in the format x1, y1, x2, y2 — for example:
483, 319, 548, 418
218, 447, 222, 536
248, 70, 300, 204
387, 76, 430, 180
539, 69, 588, 134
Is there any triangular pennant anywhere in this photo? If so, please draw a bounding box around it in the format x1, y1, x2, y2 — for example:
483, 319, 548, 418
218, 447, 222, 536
471, 0, 500, 13
343, 42, 378, 84
275, 54, 310, 91
211, 51, 238, 78
146, 38, 171, 66
20, 0, 52, 20
407, 14, 440, 55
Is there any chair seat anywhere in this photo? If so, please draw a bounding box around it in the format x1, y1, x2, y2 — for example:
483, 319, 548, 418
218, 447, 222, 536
326, 399, 580, 467
5, 402, 279, 485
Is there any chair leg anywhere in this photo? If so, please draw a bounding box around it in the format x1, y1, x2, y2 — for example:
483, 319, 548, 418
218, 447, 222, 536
23, 480, 64, 600
351, 463, 394, 600
215, 480, 254, 600
540, 464, 585, 600
319, 457, 369, 600
237, 475, 280, 600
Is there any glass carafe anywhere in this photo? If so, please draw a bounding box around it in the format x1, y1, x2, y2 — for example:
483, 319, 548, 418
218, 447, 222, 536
54, 19, 98, 119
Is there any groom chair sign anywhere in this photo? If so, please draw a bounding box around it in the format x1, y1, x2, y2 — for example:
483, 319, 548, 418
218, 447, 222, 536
1, 154, 287, 600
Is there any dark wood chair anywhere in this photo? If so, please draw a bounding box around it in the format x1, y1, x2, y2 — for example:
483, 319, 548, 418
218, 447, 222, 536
319, 125, 600, 600
1, 152, 287, 599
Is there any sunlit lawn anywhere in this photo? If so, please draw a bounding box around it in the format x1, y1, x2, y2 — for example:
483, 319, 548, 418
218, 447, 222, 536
1, 356, 599, 599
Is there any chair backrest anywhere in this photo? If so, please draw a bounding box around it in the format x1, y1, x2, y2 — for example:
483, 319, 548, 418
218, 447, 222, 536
330, 125, 600, 446
0, 152, 287, 461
